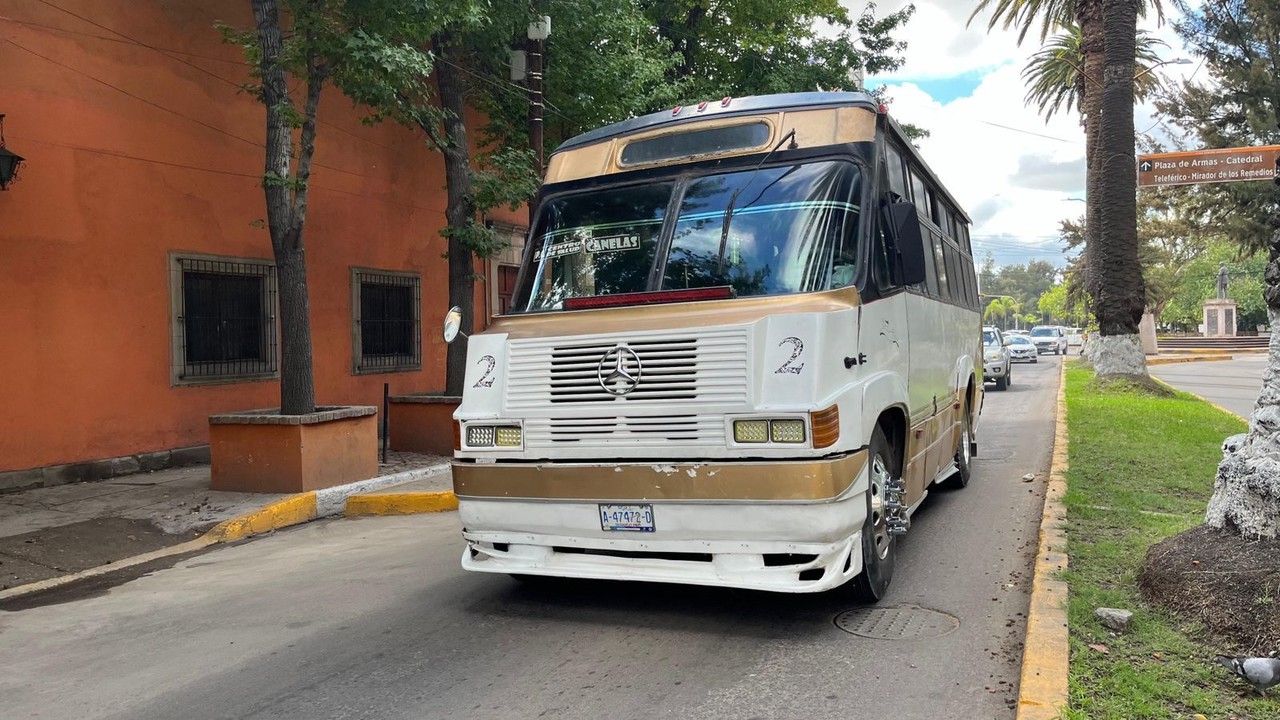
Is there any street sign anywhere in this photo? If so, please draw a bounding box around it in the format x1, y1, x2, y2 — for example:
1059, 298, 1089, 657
1137, 145, 1280, 188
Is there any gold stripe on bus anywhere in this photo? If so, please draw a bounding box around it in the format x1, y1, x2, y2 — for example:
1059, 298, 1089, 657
545, 107, 878, 184
453, 451, 867, 502
486, 285, 860, 339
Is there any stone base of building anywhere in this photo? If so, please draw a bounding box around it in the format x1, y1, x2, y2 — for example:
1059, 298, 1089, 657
210, 406, 378, 493
0, 445, 211, 494
388, 395, 460, 457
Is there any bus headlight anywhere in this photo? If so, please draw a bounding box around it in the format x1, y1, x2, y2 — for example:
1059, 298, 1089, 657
733, 419, 770, 443
732, 418, 808, 445
466, 425, 522, 448
769, 419, 806, 443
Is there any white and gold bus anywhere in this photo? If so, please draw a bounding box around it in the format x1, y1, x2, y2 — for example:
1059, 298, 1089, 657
444, 92, 983, 601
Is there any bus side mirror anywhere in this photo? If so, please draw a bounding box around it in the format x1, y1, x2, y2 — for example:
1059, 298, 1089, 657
443, 306, 467, 344
885, 203, 928, 286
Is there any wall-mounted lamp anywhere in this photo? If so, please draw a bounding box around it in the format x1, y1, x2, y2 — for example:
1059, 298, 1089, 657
0, 115, 25, 190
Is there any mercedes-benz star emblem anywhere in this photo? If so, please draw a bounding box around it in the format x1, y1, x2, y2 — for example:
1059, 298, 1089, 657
596, 345, 642, 396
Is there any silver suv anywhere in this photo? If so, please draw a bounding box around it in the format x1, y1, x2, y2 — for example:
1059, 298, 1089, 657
1030, 325, 1068, 355
982, 326, 1011, 391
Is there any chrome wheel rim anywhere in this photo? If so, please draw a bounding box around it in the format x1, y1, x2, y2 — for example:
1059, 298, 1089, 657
869, 455, 892, 560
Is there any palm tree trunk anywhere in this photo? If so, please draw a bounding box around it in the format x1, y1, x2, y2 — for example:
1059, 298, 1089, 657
1084, 0, 1147, 376
1206, 236, 1280, 538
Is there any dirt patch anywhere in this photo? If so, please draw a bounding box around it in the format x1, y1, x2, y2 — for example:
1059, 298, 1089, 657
1138, 524, 1280, 653
1089, 373, 1177, 398
0, 517, 201, 591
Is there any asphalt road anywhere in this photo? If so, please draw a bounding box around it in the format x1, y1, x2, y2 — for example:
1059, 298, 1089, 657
0, 356, 1060, 720
1151, 355, 1268, 419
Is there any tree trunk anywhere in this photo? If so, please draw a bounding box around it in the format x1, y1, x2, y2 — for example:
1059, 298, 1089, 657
1078, 0, 1102, 331
1086, 0, 1147, 377
253, 0, 317, 415
1207, 235, 1280, 538
435, 34, 477, 397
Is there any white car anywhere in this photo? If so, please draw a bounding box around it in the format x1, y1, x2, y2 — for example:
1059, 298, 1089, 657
1005, 334, 1038, 363
982, 326, 1011, 390
1066, 327, 1084, 346
1030, 325, 1068, 355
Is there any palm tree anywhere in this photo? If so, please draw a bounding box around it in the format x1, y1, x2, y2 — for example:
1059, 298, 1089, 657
1022, 25, 1168, 122
970, 0, 1162, 377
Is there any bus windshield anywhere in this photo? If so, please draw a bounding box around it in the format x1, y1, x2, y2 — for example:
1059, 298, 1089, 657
512, 161, 861, 313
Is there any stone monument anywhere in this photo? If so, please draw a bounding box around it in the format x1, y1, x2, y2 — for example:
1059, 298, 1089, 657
1202, 262, 1237, 338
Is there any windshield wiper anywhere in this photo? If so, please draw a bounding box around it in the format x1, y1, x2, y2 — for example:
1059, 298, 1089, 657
718, 129, 799, 273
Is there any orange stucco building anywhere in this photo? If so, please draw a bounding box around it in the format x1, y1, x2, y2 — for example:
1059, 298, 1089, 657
0, 0, 526, 487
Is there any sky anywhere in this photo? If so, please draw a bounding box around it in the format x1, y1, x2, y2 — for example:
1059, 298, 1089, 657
856, 0, 1202, 268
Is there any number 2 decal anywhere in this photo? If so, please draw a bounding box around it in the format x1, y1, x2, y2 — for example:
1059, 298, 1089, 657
775, 337, 805, 375
473, 355, 496, 388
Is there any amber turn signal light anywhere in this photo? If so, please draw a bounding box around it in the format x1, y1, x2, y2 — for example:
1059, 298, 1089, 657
810, 405, 840, 449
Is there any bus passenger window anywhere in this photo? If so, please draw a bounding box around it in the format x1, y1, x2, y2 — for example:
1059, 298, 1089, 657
909, 170, 928, 216
885, 147, 908, 199
932, 232, 949, 298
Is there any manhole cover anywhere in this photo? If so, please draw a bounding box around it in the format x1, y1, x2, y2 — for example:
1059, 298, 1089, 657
834, 605, 959, 639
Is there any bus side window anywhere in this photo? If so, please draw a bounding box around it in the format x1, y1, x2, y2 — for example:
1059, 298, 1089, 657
885, 146, 908, 199
932, 230, 949, 299
871, 211, 897, 292
943, 242, 963, 305
909, 170, 928, 216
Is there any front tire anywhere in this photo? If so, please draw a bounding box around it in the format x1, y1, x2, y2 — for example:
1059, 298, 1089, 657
848, 426, 898, 603
943, 399, 974, 490
995, 372, 1008, 391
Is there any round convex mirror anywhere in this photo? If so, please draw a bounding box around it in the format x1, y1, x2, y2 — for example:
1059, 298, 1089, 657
443, 306, 463, 343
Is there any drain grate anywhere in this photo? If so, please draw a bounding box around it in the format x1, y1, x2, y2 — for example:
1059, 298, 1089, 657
834, 605, 959, 639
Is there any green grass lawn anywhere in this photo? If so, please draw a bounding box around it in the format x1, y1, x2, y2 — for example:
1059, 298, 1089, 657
1060, 365, 1277, 719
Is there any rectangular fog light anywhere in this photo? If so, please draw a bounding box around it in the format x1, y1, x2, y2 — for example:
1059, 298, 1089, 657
733, 419, 769, 443
494, 426, 522, 447
770, 419, 806, 443
466, 425, 495, 447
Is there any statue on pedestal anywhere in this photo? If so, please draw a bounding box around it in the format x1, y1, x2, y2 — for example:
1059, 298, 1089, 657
1217, 262, 1230, 300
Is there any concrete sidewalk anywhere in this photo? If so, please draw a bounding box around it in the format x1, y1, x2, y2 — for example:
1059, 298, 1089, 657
0, 452, 451, 592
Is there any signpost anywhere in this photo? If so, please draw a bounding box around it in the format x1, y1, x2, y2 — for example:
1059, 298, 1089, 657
1137, 145, 1280, 188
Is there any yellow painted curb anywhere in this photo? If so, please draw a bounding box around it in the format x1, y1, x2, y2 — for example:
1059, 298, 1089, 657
1147, 354, 1232, 365
1016, 361, 1071, 719
1149, 376, 1244, 421
202, 492, 319, 542
344, 491, 458, 516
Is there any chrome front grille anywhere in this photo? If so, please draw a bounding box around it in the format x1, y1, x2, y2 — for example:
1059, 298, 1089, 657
506, 327, 750, 448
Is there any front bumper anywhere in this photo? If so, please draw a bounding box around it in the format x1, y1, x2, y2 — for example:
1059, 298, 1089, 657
983, 360, 1008, 378
1010, 350, 1037, 361
453, 453, 869, 593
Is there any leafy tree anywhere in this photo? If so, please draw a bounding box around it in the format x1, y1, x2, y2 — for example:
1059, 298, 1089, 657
1161, 0, 1280, 538
1162, 241, 1268, 330
224, 0, 438, 414
1022, 24, 1166, 121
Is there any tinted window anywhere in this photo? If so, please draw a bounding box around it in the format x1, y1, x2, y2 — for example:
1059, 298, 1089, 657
909, 170, 927, 214
932, 232, 949, 298
1030, 327, 1056, 337
885, 146, 908, 199
662, 161, 860, 298
515, 183, 672, 312
621, 123, 771, 166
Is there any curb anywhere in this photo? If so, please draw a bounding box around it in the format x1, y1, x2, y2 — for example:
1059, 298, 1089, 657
1147, 354, 1232, 365
1016, 361, 1071, 719
0, 463, 456, 603
1149, 376, 1245, 421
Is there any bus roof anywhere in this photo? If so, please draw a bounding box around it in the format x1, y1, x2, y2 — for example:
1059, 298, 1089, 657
554, 91, 880, 153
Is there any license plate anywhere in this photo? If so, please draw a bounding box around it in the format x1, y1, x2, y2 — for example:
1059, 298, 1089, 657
599, 504, 655, 532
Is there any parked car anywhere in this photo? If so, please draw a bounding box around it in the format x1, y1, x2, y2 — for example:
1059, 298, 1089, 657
983, 326, 1011, 390
1005, 334, 1038, 363
1030, 325, 1068, 355
1066, 327, 1084, 346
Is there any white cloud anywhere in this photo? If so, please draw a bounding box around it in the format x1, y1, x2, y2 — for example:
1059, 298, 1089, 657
850, 0, 1200, 266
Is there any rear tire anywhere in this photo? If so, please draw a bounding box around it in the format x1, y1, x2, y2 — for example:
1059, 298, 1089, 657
848, 426, 898, 603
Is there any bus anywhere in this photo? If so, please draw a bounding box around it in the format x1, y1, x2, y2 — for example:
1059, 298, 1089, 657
443, 91, 983, 601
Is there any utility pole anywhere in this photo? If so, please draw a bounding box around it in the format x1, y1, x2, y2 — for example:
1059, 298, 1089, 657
526, 15, 550, 225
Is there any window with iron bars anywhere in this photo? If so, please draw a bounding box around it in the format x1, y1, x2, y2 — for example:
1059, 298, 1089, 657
170, 254, 278, 385
352, 268, 421, 374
